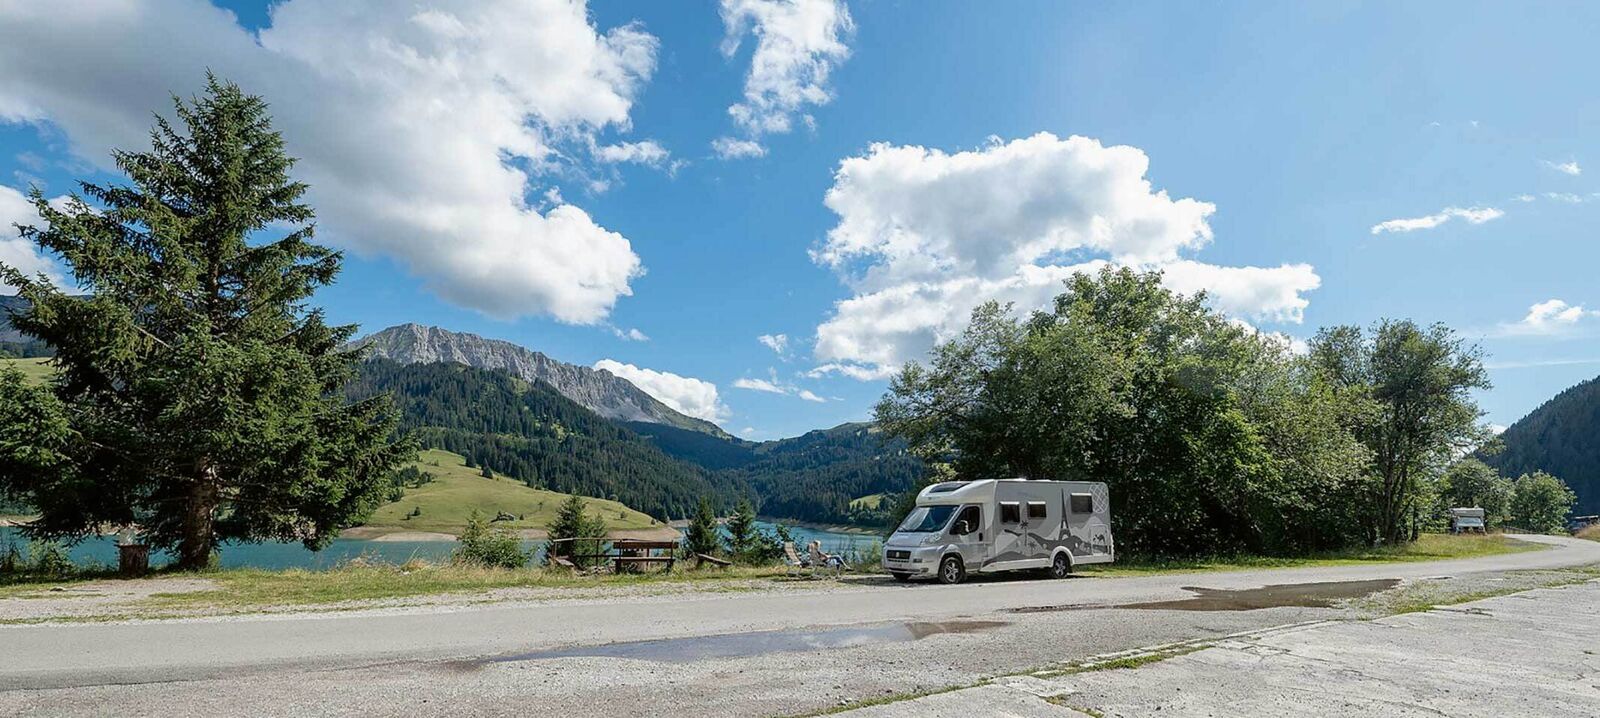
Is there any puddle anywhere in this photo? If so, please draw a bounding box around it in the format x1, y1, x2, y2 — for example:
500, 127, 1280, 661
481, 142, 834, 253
1114, 579, 1401, 611
474, 620, 1008, 665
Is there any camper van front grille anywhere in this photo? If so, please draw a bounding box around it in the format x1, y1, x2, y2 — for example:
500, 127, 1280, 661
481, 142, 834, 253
886, 550, 911, 561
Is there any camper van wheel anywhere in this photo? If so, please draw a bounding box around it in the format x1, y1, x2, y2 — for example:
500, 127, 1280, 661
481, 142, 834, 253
1050, 552, 1072, 579
938, 555, 965, 584
891, 572, 912, 583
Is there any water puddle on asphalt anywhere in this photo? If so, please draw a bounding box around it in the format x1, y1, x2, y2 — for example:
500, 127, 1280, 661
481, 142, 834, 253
1115, 579, 1401, 611
475, 620, 1008, 665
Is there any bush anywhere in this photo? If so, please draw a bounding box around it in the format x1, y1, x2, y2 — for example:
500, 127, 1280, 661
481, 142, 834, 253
453, 512, 528, 569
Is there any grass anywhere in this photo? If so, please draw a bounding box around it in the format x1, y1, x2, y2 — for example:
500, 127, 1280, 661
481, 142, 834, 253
0, 357, 54, 385
140, 561, 800, 609
1081, 533, 1543, 576
848, 493, 886, 511
1577, 524, 1599, 542
360, 449, 660, 536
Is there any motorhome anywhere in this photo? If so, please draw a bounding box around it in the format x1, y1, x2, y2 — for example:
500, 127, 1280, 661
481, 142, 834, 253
881, 479, 1114, 584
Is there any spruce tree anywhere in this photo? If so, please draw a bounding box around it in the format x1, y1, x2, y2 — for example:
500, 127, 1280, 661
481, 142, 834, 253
546, 494, 607, 567
724, 499, 757, 558
0, 76, 410, 569
684, 497, 721, 557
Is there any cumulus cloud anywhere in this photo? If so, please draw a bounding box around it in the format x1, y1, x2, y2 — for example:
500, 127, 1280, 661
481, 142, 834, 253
593, 359, 730, 423
0, 0, 659, 323
1494, 299, 1599, 337
611, 326, 649, 342
711, 136, 768, 159
796, 389, 825, 403
594, 140, 670, 167
0, 185, 71, 293
1370, 206, 1504, 234
717, 0, 852, 147
1543, 160, 1582, 176
808, 133, 1321, 379
757, 333, 790, 355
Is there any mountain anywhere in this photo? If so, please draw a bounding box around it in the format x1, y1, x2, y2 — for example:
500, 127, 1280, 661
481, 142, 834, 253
632, 420, 925, 524
347, 359, 751, 521
0, 295, 51, 358
353, 323, 729, 438
1481, 375, 1600, 515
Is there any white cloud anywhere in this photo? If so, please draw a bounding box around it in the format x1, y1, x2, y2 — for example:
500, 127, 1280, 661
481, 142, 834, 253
718, 0, 852, 143
1512, 194, 1536, 203
1494, 299, 1599, 337
711, 136, 767, 159
757, 333, 789, 355
1543, 160, 1582, 176
0, 0, 659, 324
611, 326, 649, 342
809, 133, 1321, 379
1489, 423, 1507, 435
1544, 192, 1586, 204
594, 140, 670, 167
593, 359, 730, 423
733, 376, 786, 394
731, 367, 828, 401
806, 361, 897, 381
0, 185, 71, 293
1370, 206, 1504, 234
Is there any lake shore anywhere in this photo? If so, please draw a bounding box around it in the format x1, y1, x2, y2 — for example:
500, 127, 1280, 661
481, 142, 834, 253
338, 525, 682, 542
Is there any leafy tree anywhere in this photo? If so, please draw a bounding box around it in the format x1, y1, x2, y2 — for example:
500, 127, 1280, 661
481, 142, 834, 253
1308, 321, 1491, 544
545, 494, 607, 567
0, 76, 409, 569
1509, 472, 1577, 534
684, 497, 720, 557
877, 267, 1372, 556
454, 511, 528, 569
724, 499, 757, 557
1437, 459, 1513, 528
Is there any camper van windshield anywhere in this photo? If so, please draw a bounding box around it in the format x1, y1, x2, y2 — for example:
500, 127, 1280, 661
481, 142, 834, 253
898, 505, 957, 533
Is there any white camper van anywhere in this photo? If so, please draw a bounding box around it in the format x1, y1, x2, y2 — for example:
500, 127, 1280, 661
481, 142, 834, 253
881, 479, 1114, 584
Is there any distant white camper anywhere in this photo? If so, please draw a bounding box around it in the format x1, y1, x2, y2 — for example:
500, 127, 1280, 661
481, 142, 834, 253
881, 479, 1114, 584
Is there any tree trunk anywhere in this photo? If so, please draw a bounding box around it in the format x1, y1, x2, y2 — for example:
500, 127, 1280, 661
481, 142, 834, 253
176, 470, 219, 571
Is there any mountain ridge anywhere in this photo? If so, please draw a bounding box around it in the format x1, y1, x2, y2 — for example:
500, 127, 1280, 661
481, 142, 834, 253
1481, 374, 1600, 515
352, 323, 730, 439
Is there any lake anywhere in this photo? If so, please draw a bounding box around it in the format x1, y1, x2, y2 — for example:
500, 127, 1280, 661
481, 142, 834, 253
0, 520, 882, 571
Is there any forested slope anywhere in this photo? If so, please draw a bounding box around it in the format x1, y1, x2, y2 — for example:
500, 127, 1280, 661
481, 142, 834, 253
1482, 375, 1600, 515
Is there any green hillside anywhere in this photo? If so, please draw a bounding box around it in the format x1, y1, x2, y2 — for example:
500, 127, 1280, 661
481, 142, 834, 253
363, 449, 659, 535
1482, 375, 1600, 515
348, 360, 752, 520
0, 357, 53, 385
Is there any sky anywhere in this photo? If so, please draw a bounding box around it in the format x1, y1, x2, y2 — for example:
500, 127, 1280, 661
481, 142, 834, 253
2, 0, 1598, 439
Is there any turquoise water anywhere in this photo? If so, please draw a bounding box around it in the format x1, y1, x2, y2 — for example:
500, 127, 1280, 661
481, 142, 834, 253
0, 520, 879, 571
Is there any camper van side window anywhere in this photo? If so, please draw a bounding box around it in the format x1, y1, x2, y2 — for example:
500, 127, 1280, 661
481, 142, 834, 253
999, 502, 1021, 524
1027, 501, 1047, 520
1070, 493, 1094, 514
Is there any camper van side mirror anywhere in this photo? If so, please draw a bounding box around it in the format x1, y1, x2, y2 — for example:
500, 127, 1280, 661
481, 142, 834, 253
953, 520, 970, 535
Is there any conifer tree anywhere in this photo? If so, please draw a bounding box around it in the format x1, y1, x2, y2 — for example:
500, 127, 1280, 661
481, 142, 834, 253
0, 76, 410, 569
684, 497, 721, 557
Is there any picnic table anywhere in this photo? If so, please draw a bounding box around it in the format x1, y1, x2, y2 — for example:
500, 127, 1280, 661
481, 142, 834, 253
548, 537, 679, 573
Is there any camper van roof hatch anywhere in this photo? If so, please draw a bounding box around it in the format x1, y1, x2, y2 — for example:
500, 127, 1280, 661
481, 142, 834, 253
927, 482, 968, 493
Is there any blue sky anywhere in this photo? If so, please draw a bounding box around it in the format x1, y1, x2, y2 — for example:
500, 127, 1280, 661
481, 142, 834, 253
2, 1, 1598, 438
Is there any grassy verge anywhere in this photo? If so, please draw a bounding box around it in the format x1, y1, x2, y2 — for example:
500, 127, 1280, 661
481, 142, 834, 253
1081, 533, 1542, 576
141, 562, 801, 609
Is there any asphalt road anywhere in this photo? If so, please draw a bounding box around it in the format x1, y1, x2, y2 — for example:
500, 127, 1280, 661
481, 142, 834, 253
3, 534, 1596, 717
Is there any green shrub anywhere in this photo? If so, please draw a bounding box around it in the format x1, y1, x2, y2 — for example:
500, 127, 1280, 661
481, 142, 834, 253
453, 511, 528, 569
